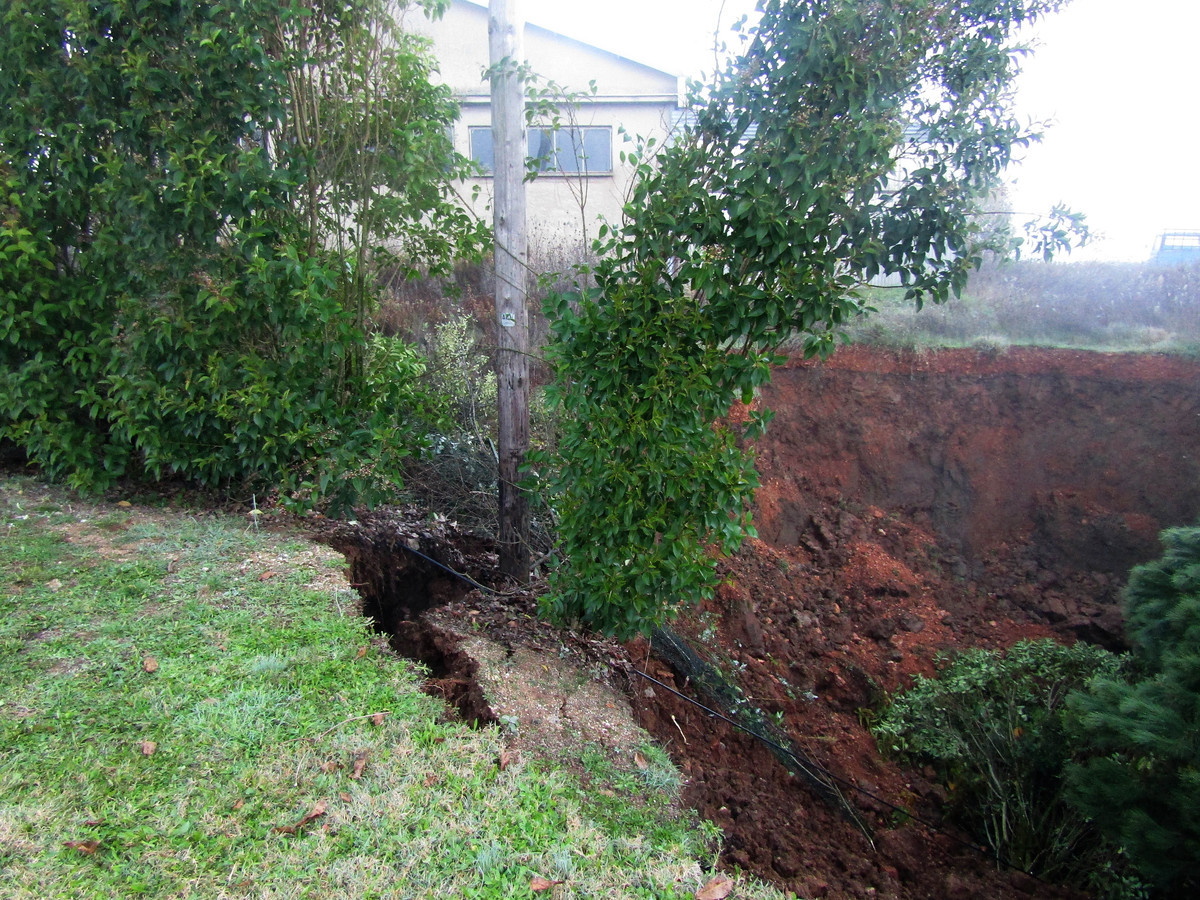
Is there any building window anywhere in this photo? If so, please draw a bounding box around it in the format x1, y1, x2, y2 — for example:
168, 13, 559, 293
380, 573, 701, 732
468, 125, 612, 175
469, 126, 495, 172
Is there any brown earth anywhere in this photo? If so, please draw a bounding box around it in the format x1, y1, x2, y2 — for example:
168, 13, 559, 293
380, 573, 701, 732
321, 346, 1199, 900
622, 347, 1199, 898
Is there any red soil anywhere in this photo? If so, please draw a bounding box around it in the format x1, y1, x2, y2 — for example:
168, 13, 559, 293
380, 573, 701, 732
628, 346, 1200, 899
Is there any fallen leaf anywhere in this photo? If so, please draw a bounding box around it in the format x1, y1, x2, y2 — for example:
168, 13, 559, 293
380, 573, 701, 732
355, 645, 368, 659
633, 751, 649, 770
272, 800, 327, 835
371, 712, 386, 726
319, 760, 343, 774
350, 749, 369, 780
140, 740, 157, 756
142, 656, 158, 673
695, 875, 735, 900
258, 570, 276, 581
530, 875, 563, 891
64, 840, 100, 855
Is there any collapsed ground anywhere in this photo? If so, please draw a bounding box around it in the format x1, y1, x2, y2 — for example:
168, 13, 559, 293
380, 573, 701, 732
320, 346, 1197, 900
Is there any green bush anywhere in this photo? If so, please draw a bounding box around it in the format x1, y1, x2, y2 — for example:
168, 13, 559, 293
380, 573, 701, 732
873, 639, 1119, 879
1065, 527, 1200, 896
1, 1, 476, 508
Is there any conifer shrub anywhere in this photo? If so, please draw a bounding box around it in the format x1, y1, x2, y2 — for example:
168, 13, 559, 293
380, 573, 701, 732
872, 639, 1119, 879
1065, 527, 1200, 897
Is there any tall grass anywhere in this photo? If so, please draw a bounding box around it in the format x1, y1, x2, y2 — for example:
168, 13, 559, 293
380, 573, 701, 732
843, 259, 1200, 354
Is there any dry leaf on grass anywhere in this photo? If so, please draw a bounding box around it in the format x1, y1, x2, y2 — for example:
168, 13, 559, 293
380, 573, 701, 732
695, 874, 735, 899
63, 840, 100, 855
530, 875, 563, 891
272, 800, 327, 835
142, 656, 158, 673
140, 741, 156, 756
350, 749, 369, 780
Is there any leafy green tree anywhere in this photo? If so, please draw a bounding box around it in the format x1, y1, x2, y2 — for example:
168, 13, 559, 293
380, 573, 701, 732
1, 0, 482, 506
271, 0, 487, 327
1066, 526, 1200, 895
539, 0, 1080, 637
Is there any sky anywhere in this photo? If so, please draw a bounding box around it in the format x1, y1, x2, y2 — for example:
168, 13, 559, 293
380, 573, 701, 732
519, 0, 1200, 263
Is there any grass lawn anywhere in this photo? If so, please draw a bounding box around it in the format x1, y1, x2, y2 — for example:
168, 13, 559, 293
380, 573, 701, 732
0, 476, 785, 899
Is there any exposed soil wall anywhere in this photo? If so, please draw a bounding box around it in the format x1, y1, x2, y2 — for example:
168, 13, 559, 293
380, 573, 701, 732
753, 346, 1200, 643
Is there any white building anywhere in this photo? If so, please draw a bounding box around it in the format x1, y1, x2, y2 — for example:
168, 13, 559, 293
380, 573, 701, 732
410, 0, 686, 255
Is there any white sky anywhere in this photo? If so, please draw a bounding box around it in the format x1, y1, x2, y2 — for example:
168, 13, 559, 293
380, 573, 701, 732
519, 0, 1200, 263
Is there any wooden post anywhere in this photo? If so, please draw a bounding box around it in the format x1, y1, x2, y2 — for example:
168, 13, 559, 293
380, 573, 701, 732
489, 0, 530, 584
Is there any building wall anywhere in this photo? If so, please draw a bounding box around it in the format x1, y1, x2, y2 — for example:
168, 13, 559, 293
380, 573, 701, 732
408, 0, 683, 255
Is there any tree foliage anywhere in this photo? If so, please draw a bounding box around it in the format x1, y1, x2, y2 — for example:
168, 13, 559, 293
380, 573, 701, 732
0, 0, 481, 507
1065, 526, 1200, 895
539, 0, 1076, 637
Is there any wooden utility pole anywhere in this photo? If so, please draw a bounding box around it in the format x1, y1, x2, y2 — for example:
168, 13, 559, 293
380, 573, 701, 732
489, 0, 530, 584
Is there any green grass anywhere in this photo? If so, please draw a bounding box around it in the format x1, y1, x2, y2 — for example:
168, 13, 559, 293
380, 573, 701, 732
0, 477, 786, 899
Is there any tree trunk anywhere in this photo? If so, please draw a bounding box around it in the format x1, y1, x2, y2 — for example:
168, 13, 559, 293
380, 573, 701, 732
489, 0, 530, 584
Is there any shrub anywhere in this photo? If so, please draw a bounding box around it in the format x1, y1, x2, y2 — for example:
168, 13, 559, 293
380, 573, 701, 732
1065, 527, 1200, 896
873, 639, 1119, 879
0, 1, 479, 508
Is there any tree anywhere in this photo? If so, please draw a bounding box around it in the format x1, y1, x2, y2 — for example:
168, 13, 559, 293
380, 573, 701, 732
0, 0, 483, 507
538, 0, 1079, 637
1065, 526, 1200, 895
269, 0, 486, 328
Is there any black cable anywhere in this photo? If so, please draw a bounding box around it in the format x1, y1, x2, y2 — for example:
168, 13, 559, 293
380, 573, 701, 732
393, 540, 499, 596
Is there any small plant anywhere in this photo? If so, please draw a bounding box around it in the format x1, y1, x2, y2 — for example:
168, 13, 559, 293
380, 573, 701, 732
473, 841, 505, 877
873, 639, 1119, 880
